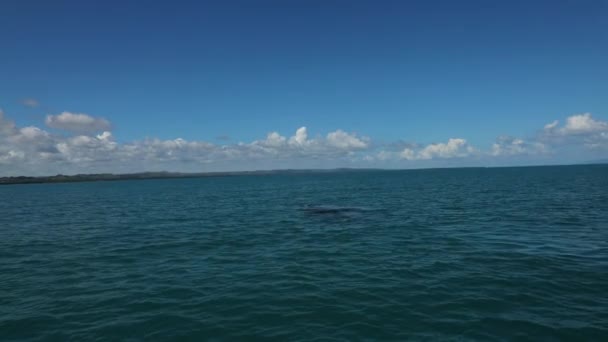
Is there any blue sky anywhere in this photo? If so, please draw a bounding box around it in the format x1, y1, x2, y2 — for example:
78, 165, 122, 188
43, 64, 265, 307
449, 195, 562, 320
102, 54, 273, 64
1, 0, 607, 175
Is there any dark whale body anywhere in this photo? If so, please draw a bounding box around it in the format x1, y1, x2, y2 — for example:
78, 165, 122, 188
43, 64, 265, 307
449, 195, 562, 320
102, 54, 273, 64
299, 205, 380, 215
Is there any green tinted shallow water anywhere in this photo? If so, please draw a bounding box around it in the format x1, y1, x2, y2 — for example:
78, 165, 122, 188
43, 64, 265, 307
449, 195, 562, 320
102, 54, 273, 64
1, 165, 607, 340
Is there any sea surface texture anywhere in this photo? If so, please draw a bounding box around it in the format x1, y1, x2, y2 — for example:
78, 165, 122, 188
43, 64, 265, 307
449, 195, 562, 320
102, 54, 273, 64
1, 165, 607, 341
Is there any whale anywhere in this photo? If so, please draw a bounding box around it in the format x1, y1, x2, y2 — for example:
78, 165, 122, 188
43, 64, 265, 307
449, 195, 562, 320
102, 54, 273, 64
298, 205, 381, 215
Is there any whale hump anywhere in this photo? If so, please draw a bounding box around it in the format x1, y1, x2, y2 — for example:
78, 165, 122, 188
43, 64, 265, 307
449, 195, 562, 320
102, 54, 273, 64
299, 205, 379, 215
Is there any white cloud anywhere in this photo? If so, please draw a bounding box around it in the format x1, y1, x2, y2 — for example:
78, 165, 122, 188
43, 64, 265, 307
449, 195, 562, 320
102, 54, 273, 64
544, 113, 608, 136
1, 111, 374, 175
260, 131, 287, 148
398, 138, 474, 160
18, 126, 49, 140
289, 126, 308, 145
584, 131, 608, 150
1, 108, 606, 176
251, 127, 368, 157
1, 110, 58, 157
387, 138, 476, 160
418, 138, 471, 159
562, 113, 608, 134
541, 113, 608, 150
544, 120, 559, 132
400, 148, 416, 160
45, 112, 111, 133
326, 130, 368, 149
491, 136, 546, 156
97, 131, 113, 141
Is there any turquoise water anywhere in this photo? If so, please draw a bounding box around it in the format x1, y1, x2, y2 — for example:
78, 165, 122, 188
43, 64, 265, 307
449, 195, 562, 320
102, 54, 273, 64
1, 165, 607, 340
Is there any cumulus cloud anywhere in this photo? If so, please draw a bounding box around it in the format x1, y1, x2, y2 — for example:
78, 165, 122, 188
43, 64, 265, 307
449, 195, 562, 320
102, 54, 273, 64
399, 138, 474, 160
56, 133, 118, 163
45, 112, 111, 133
260, 131, 287, 148
1, 111, 373, 175
1, 110, 60, 167
326, 130, 368, 149
543, 113, 608, 136
562, 113, 608, 134
541, 113, 608, 149
289, 126, 308, 145
419, 138, 472, 159
400, 148, 416, 160
1, 108, 606, 176
491, 136, 546, 156
251, 127, 368, 157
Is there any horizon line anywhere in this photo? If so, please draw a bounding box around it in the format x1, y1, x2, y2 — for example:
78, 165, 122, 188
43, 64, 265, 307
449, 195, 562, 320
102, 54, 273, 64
2, 161, 606, 184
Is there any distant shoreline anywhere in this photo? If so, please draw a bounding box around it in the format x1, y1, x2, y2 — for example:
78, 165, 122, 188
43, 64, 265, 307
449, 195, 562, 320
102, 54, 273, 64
2, 163, 606, 185
0, 169, 384, 185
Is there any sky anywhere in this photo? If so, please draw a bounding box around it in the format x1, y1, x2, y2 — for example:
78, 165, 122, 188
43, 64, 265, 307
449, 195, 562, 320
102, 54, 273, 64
1, 0, 607, 176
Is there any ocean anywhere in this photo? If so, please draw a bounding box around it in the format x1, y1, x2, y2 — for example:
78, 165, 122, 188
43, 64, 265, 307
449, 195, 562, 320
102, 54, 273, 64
1, 165, 607, 340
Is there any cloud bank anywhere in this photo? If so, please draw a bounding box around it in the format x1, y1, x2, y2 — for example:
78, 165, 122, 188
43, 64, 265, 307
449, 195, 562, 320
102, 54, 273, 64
1, 109, 606, 176
1, 109, 372, 175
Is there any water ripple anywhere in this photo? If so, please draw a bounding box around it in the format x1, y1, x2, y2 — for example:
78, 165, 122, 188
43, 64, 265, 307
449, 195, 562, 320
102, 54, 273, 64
1, 166, 607, 340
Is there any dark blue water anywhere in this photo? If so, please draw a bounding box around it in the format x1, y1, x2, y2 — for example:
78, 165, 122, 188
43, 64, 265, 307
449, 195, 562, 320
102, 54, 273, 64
1, 165, 607, 340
